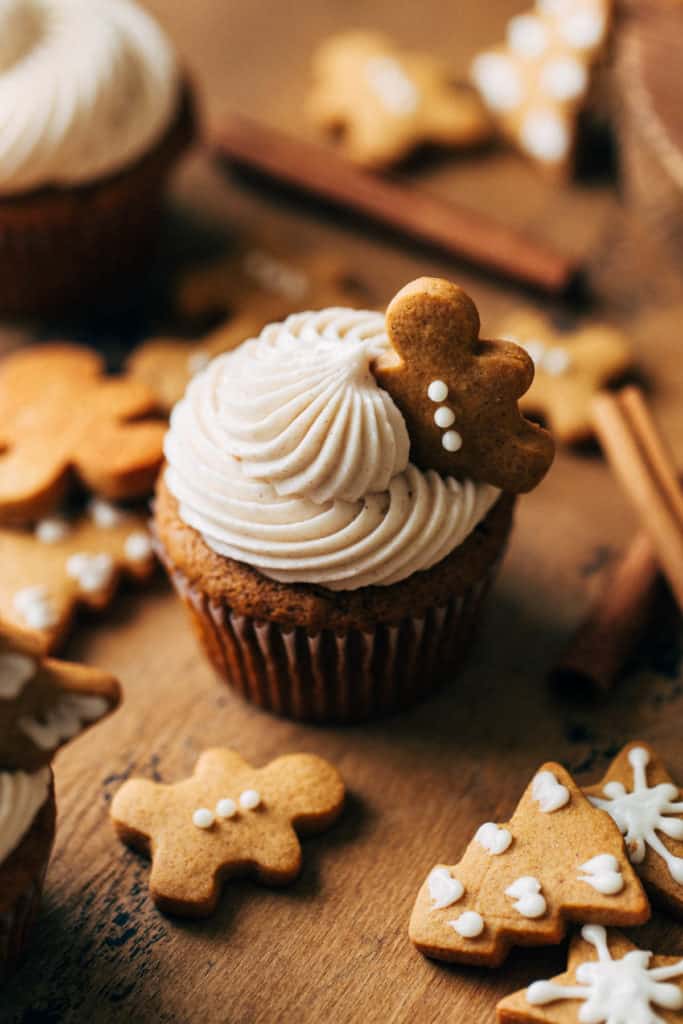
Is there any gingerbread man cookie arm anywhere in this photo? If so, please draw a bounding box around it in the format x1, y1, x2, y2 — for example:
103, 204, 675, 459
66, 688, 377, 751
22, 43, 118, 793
259, 754, 346, 834
110, 778, 171, 850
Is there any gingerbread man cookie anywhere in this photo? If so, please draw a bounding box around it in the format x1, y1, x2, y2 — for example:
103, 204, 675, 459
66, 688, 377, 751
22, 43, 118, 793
0, 499, 156, 652
0, 621, 120, 771
497, 925, 683, 1023
497, 311, 633, 443
584, 742, 683, 917
373, 278, 554, 492
111, 748, 345, 917
471, 1, 613, 177
0, 345, 165, 525
409, 762, 649, 967
308, 31, 492, 169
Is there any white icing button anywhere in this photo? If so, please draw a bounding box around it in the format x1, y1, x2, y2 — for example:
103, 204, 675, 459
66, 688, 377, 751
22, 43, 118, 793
442, 430, 463, 453
508, 14, 548, 58
434, 406, 455, 429
187, 350, 211, 375
542, 347, 571, 376
427, 867, 464, 910
35, 517, 69, 544
475, 822, 513, 856
239, 789, 261, 810
520, 110, 570, 163
66, 552, 115, 593
449, 911, 484, 939
540, 56, 588, 102
472, 52, 523, 113
578, 854, 624, 895
505, 876, 547, 918
192, 808, 215, 829
124, 531, 153, 563
532, 771, 570, 813
427, 380, 448, 403
13, 585, 59, 630
89, 498, 124, 528
216, 798, 237, 819
0, 652, 36, 699
365, 56, 420, 116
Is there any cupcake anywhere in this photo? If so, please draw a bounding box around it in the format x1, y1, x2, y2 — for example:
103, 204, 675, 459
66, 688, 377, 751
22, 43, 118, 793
0, 621, 119, 975
0, 0, 195, 316
155, 277, 554, 722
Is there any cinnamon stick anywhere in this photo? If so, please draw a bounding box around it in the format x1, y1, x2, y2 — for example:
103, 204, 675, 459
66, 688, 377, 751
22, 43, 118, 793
211, 114, 578, 295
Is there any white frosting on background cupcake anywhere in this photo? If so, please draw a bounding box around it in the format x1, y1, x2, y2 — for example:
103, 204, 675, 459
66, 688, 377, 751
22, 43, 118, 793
165, 309, 500, 591
0, 766, 50, 863
0, 0, 180, 195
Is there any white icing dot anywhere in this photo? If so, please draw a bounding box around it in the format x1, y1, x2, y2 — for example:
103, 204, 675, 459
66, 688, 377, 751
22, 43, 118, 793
472, 52, 523, 113
475, 822, 513, 856
559, 10, 606, 51
124, 531, 153, 563
578, 853, 624, 895
434, 406, 455, 429
0, 652, 36, 699
427, 866, 464, 910
449, 911, 485, 938
13, 585, 59, 630
66, 552, 115, 593
543, 347, 571, 376
365, 56, 420, 116
193, 808, 214, 829
505, 876, 547, 918
244, 250, 309, 303
188, 350, 211, 375
442, 430, 463, 453
532, 771, 570, 813
508, 14, 548, 58
427, 380, 448, 403
239, 789, 261, 810
89, 499, 125, 528
35, 517, 69, 544
540, 56, 588, 102
520, 109, 570, 163
523, 340, 547, 365
216, 798, 237, 819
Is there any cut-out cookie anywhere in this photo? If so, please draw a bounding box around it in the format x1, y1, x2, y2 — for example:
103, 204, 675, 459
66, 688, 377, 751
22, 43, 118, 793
471, 1, 613, 177
497, 925, 683, 1022
0, 344, 165, 525
497, 310, 632, 444
308, 30, 492, 169
110, 748, 345, 917
584, 742, 683, 917
373, 278, 554, 492
0, 500, 156, 652
0, 620, 120, 771
409, 762, 649, 967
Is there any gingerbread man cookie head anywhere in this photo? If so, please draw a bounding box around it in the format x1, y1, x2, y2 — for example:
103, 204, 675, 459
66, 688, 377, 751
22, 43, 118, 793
374, 278, 554, 492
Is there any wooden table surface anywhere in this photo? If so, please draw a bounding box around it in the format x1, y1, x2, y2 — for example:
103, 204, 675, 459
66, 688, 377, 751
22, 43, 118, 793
5, 2, 683, 1021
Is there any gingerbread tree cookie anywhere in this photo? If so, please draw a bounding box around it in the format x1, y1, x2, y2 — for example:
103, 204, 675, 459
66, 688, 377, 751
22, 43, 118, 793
0, 345, 165, 525
584, 742, 683, 917
373, 278, 554, 492
111, 748, 345, 917
409, 762, 649, 967
0, 500, 156, 653
0, 621, 120, 771
497, 311, 633, 443
308, 31, 492, 169
497, 925, 683, 1023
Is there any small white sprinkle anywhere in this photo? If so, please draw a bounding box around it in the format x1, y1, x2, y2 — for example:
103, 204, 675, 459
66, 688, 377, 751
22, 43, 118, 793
472, 52, 523, 113
193, 808, 214, 829
442, 430, 463, 453
35, 517, 69, 544
508, 14, 548, 58
540, 57, 588, 102
434, 406, 455, 429
13, 585, 59, 630
542, 347, 571, 376
559, 10, 606, 51
427, 380, 448, 403
89, 499, 125, 528
239, 789, 261, 810
449, 911, 484, 938
216, 798, 237, 819
66, 552, 114, 593
520, 109, 570, 163
125, 531, 153, 563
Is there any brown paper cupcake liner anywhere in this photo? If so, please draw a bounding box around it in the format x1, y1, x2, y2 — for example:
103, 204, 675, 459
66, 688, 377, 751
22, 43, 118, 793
165, 554, 504, 723
0, 866, 48, 978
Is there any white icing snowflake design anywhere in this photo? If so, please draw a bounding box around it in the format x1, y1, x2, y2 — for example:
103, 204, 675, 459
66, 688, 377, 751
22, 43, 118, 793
526, 924, 683, 1024
588, 747, 683, 884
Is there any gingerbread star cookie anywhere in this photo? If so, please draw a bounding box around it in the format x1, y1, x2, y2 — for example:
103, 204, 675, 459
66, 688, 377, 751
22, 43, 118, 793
409, 762, 649, 967
584, 742, 683, 917
111, 748, 345, 917
497, 311, 632, 443
497, 925, 683, 1023
471, 1, 613, 177
0, 621, 120, 771
373, 278, 554, 492
308, 30, 492, 169
0, 499, 156, 653
0, 344, 165, 525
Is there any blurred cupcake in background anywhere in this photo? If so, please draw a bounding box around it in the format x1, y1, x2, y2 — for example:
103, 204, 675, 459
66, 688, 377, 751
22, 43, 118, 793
0, 0, 195, 317
155, 278, 554, 723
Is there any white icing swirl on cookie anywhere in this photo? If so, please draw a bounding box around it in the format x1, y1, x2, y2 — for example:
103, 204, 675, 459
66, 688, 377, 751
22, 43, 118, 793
0, 0, 180, 195
0, 767, 50, 864
164, 308, 500, 591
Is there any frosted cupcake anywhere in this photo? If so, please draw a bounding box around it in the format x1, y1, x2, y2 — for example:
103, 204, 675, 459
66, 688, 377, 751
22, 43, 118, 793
156, 278, 554, 722
0, 0, 195, 316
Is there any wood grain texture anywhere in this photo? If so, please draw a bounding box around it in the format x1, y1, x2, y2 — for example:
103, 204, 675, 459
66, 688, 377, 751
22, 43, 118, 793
3, 1, 683, 1021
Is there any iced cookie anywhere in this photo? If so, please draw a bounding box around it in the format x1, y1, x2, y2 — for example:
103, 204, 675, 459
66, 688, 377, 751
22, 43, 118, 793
497, 924, 683, 1022
409, 762, 649, 967
0, 344, 165, 525
0, 500, 155, 652
308, 30, 492, 169
111, 748, 345, 917
584, 742, 683, 917
497, 311, 632, 443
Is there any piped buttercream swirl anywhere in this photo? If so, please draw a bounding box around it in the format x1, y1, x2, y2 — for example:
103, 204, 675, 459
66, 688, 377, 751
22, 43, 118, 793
0, 0, 180, 195
164, 308, 500, 590
0, 766, 50, 864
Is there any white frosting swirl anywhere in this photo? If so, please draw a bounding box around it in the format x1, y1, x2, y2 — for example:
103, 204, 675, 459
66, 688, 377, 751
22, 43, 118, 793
0, 766, 50, 864
0, 0, 180, 195
165, 309, 500, 591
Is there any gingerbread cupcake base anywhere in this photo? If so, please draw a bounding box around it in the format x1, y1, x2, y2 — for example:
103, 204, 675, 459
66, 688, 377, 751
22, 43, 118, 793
154, 478, 514, 723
